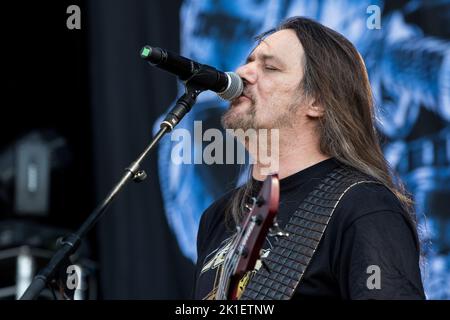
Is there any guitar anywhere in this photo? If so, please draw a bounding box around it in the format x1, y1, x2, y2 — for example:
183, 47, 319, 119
215, 174, 281, 300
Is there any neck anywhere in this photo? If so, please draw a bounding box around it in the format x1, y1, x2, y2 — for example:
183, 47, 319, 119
251, 126, 330, 181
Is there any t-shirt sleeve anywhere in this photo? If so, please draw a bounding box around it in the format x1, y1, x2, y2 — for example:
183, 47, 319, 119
337, 210, 425, 299
196, 207, 209, 259
192, 189, 235, 299
192, 207, 210, 298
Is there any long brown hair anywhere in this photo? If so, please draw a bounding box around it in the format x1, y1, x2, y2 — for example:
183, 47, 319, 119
226, 17, 417, 237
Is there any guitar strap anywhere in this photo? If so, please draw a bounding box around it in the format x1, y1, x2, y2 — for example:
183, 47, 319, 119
240, 164, 380, 300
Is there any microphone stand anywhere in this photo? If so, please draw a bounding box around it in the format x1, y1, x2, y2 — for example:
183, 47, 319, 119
19, 81, 205, 300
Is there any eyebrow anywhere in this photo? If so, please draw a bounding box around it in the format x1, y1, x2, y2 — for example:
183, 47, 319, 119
245, 53, 286, 68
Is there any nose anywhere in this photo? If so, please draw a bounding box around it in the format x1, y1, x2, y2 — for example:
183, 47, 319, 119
236, 62, 257, 85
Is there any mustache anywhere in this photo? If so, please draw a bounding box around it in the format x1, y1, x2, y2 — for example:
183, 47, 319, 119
243, 89, 254, 100
231, 87, 254, 103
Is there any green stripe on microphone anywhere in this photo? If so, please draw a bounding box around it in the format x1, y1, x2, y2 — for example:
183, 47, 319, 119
140, 46, 152, 58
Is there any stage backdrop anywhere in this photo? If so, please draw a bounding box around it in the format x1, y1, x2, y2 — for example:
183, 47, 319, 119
89, 0, 449, 299
156, 0, 450, 299
88, 0, 194, 299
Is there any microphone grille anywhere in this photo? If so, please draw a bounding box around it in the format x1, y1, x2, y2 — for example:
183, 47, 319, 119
217, 72, 243, 101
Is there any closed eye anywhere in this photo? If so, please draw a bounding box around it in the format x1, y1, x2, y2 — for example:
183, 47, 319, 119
264, 65, 278, 71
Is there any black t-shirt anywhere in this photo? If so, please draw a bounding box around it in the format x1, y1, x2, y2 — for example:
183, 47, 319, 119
193, 158, 425, 300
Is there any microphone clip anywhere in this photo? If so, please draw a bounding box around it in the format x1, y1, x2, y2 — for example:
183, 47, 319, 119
160, 79, 206, 131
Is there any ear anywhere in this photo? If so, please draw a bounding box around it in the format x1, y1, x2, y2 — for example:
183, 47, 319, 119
306, 100, 325, 118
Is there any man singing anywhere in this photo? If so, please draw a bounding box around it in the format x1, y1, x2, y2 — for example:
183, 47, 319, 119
193, 17, 425, 300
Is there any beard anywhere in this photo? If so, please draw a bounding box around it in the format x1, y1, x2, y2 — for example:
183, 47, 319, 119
221, 99, 257, 130
221, 93, 303, 131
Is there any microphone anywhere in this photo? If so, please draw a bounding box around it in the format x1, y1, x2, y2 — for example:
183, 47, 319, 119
140, 46, 243, 101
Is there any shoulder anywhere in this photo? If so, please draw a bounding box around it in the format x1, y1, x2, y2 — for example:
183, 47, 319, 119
199, 188, 236, 229
335, 181, 406, 224
331, 180, 419, 248
196, 187, 237, 252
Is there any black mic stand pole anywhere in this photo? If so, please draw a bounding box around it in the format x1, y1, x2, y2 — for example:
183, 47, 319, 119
19, 82, 204, 300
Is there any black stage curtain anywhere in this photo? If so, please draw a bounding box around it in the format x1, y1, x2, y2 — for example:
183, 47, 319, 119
87, 0, 193, 299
